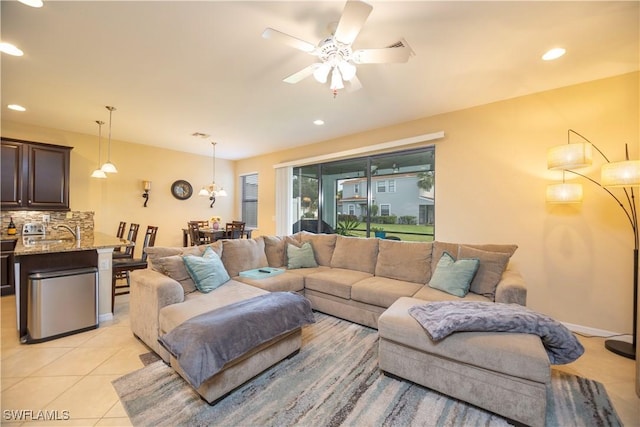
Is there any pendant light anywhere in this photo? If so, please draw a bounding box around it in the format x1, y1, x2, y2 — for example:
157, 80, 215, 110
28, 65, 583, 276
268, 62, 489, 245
199, 141, 227, 207
101, 105, 118, 173
91, 120, 107, 179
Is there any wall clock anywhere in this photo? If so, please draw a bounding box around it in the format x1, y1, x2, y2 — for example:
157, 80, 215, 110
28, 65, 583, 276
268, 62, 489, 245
171, 180, 193, 200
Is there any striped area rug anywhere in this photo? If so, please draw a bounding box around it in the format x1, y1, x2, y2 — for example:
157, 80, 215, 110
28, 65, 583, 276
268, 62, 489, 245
113, 313, 621, 427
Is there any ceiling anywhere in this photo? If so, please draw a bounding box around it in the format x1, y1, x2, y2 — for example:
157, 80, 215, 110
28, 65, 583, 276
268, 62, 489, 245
1, 1, 638, 160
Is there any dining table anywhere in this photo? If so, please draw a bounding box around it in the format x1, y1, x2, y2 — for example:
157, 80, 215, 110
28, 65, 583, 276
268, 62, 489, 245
181, 227, 255, 247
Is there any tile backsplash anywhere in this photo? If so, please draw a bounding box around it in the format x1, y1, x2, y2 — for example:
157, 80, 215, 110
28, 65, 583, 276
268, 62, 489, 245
1, 211, 94, 235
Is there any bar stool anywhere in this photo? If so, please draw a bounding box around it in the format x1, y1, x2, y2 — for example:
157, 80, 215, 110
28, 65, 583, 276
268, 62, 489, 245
111, 225, 158, 313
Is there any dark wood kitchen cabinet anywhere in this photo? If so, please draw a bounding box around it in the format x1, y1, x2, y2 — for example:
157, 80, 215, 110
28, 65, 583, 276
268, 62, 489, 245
1, 138, 72, 211
1, 239, 16, 296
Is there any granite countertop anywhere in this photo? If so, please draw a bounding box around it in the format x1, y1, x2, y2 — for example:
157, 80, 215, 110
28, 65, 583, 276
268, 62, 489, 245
12, 231, 131, 256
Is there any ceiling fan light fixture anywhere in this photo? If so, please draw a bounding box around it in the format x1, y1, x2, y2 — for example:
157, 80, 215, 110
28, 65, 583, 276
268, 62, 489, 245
330, 67, 344, 90
313, 63, 331, 83
337, 60, 356, 81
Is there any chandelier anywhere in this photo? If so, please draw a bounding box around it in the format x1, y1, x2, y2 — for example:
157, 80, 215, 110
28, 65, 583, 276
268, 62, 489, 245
198, 141, 227, 207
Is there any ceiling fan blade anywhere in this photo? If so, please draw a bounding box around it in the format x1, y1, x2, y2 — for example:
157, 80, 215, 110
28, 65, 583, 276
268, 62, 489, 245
346, 75, 363, 92
283, 64, 319, 84
333, 0, 373, 45
353, 46, 411, 64
262, 28, 316, 53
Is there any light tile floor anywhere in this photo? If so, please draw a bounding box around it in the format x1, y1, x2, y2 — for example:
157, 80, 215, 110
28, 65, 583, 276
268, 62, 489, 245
1, 294, 639, 426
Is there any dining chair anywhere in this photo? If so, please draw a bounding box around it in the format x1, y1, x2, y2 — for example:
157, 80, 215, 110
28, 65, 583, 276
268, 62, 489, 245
113, 221, 127, 254
223, 221, 245, 239
188, 221, 210, 246
113, 223, 139, 259
112, 225, 158, 313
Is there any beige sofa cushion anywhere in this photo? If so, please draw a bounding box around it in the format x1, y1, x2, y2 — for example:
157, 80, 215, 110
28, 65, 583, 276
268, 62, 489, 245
458, 245, 512, 300
304, 268, 372, 299
432, 241, 517, 274
221, 237, 269, 277
375, 240, 433, 284
158, 280, 267, 335
351, 276, 423, 308
235, 272, 304, 293
299, 232, 337, 266
330, 235, 379, 273
146, 242, 223, 295
413, 285, 491, 302
263, 235, 300, 268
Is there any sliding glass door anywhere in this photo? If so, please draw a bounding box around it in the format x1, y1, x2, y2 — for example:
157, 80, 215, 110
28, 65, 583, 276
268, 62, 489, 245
291, 147, 435, 241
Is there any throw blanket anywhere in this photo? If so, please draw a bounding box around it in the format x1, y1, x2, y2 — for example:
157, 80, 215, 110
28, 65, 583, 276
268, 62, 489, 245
408, 301, 584, 364
158, 292, 315, 388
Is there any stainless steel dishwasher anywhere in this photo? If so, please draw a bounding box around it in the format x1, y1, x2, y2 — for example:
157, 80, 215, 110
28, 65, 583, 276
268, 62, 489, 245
27, 267, 99, 343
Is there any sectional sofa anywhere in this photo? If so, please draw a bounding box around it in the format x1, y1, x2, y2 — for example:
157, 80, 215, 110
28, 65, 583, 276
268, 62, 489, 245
128, 232, 543, 420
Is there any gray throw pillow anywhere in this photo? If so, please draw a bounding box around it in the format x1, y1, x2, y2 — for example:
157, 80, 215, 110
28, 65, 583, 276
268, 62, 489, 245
287, 242, 318, 269
428, 252, 479, 297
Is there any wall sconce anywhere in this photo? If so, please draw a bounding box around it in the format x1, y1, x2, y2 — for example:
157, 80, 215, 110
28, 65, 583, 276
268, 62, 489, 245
142, 180, 151, 207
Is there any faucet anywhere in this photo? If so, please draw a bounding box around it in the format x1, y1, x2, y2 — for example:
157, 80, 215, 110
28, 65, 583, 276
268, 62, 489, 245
52, 224, 81, 240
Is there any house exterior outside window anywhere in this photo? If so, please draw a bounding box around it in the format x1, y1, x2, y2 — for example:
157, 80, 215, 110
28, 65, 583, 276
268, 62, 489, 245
380, 203, 391, 216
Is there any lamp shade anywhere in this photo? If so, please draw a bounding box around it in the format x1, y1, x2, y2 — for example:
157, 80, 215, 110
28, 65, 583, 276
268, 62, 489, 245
601, 160, 640, 187
91, 168, 107, 179
547, 143, 592, 170
313, 63, 331, 84
546, 183, 583, 203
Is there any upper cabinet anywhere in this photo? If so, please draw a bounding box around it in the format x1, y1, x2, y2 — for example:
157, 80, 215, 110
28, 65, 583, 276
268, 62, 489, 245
1, 138, 73, 211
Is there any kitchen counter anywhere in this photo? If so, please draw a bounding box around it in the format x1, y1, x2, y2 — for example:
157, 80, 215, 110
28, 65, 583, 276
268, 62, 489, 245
13, 232, 130, 256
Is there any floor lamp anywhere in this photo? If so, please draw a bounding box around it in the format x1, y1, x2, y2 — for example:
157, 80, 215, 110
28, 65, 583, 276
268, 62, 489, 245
547, 129, 639, 360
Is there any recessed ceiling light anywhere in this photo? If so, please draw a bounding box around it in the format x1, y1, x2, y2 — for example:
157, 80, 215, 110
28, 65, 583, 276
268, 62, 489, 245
542, 47, 566, 61
0, 42, 24, 56
18, 0, 43, 7
313, 119, 325, 126
8, 104, 26, 112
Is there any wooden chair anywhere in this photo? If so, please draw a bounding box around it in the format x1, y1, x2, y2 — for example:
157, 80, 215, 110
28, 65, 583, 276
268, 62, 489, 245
113, 223, 139, 259
112, 225, 158, 313
113, 221, 127, 254
223, 221, 245, 239
188, 221, 210, 246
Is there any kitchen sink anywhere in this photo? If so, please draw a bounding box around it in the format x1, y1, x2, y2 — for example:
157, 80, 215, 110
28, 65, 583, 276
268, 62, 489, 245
23, 237, 75, 245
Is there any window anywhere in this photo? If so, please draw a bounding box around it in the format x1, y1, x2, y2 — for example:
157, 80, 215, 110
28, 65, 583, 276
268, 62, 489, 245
376, 180, 396, 193
290, 147, 435, 240
241, 173, 258, 228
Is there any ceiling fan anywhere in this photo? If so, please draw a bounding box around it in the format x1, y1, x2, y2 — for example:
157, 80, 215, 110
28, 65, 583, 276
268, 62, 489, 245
262, 0, 414, 97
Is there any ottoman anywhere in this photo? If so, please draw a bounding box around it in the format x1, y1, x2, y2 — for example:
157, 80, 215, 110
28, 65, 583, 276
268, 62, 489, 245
378, 297, 551, 427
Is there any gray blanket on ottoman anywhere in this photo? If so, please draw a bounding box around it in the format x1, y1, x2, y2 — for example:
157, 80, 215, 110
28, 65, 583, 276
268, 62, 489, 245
158, 292, 315, 388
408, 301, 584, 364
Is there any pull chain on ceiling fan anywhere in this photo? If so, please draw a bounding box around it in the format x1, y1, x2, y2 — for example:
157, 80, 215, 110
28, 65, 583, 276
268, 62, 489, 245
262, 0, 414, 97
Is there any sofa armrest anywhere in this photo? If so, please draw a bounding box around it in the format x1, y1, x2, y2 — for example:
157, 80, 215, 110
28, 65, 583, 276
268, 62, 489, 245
494, 267, 527, 306
129, 268, 185, 355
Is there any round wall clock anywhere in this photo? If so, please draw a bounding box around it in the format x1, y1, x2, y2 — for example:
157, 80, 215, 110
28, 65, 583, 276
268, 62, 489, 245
171, 180, 193, 200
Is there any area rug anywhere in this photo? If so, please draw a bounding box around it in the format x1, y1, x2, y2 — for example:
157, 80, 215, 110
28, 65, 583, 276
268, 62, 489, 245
113, 313, 621, 427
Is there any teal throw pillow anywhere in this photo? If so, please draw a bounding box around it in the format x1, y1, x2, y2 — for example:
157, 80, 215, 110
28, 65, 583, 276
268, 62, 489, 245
183, 246, 231, 293
428, 252, 479, 297
287, 242, 318, 269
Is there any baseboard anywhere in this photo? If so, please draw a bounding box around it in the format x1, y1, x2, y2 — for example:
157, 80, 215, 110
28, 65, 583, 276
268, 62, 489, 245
562, 321, 633, 343
99, 313, 114, 323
